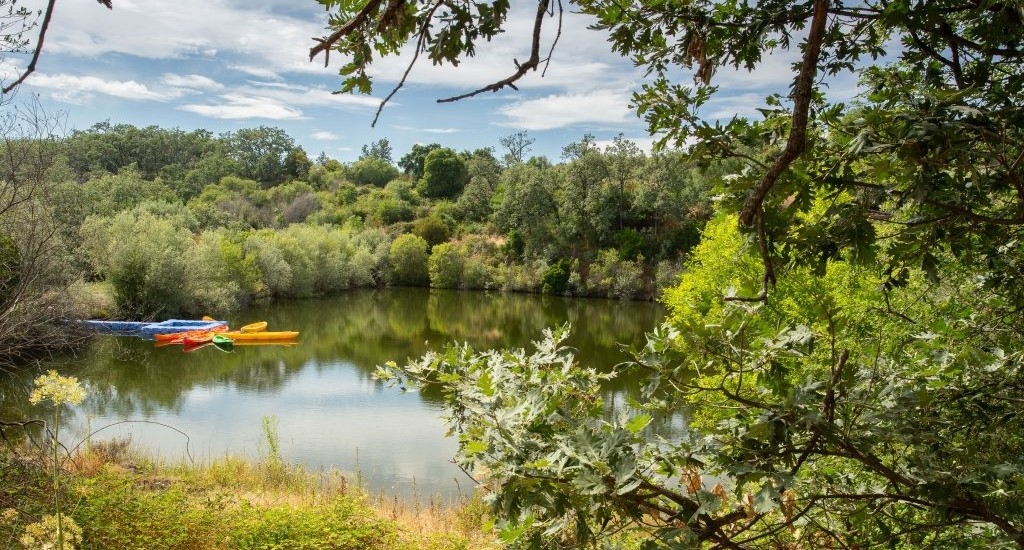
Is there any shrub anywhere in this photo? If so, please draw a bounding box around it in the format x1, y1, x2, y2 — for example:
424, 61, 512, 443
374, 197, 415, 224
586, 249, 645, 300
413, 216, 450, 247
389, 234, 429, 286
417, 148, 467, 199
612, 228, 646, 260
428, 243, 465, 289
541, 260, 570, 296
80, 211, 194, 318
349, 157, 399, 187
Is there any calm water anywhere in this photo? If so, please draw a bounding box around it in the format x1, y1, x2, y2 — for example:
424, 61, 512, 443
0, 288, 665, 499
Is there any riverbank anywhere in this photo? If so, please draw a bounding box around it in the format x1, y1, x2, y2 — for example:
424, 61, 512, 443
0, 438, 495, 549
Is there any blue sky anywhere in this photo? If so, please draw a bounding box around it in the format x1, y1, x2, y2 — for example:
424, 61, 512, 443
0, 0, 859, 162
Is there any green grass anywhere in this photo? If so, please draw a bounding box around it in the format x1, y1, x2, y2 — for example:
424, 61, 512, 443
0, 439, 496, 550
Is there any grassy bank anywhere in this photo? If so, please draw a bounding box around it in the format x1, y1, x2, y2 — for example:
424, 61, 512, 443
0, 439, 495, 550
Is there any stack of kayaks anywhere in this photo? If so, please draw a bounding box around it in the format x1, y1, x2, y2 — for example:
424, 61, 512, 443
150, 318, 299, 351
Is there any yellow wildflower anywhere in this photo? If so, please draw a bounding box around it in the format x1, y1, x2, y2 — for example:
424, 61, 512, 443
28, 371, 85, 407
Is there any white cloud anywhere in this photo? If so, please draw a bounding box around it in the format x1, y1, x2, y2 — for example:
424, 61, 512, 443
161, 73, 224, 91
394, 125, 460, 134
230, 65, 284, 80
310, 130, 339, 140
29, 73, 179, 102
178, 93, 304, 120
48, 0, 330, 76
497, 90, 634, 130
593, 137, 660, 155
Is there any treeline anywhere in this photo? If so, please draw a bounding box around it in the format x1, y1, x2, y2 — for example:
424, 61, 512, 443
47, 124, 722, 318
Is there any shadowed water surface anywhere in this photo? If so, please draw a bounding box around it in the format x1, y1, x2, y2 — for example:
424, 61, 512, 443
1, 288, 665, 499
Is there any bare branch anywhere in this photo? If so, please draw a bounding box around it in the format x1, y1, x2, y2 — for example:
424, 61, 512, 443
438, 0, 551, 103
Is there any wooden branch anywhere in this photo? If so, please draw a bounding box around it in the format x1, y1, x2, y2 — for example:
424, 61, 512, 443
438, 0, 551, 103
309, 0, 387, 65
738, 0, 830, 227
369, 1, 443, 127
2, 0, 57, 95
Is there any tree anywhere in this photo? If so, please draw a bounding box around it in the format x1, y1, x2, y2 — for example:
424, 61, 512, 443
359, 138, 393, 163
314, 1, 1024, 546
223, 126, 295, 185
498, 130, 534, 167
283, 146, 312, 180
417, 148, 467, 199
348, 156, 398, 187
398, 143, 441, 179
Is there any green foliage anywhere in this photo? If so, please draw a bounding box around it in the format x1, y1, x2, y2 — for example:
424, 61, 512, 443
360, 138, 393, 163
224, 126, 297, 185
413, 216, 450, 248
612, 228, 645, 261
398, 143, 441, 179
80, 210, 195, 318
428, 243, 465, 290
585, 249, 644, 300
540, 260, 570, 296
65, 122, 217, 181
389, 234, 429, 286
283, 147, 312, 180
349, 157, 399, 187
417, 148, 468, 199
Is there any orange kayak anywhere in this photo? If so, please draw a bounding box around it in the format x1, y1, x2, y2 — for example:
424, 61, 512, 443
182, 332, 216, 345
155, 324, 228, 342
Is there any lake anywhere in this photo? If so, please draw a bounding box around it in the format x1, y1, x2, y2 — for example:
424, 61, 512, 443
0, 288, 665, 500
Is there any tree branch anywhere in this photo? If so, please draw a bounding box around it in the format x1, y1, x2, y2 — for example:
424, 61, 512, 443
309, 0, 387, 66
438, 0, 551, 103
738, 0, 830, 227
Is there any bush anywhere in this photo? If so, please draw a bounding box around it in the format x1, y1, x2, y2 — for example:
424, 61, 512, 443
428, 243, 465, 289
349, 157, 399, 187
586, 249, 645, 300
80, 210, 194, 318
413, 216, 450, 247
374, 197, 415, 224
389, 234, 429, 286
417, 148, 468, 198
612, 228, 646, 260
541, 260, 570, 296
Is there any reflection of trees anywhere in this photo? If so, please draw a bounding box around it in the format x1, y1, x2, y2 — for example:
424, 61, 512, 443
1, 289, 662, 417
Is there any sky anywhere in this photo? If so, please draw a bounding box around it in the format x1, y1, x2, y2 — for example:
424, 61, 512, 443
0, 0, 861, 162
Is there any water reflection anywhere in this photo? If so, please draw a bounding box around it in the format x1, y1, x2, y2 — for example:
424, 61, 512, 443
0, 289, 664, 499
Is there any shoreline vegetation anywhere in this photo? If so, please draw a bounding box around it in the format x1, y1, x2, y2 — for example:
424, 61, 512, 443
0, 115, 718, 364
0, 435, 497, 550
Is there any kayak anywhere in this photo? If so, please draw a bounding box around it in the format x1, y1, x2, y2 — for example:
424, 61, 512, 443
240, 321, 268, 333
220, 331, 299, 341
212, 334, 233, 346
231, 339, 299, 347
183, 332, 216, 345
154, 324, 228, 342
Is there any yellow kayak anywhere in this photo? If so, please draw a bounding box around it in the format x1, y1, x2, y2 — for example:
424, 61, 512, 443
221, 331, 298, 341
240, 321, 268, 333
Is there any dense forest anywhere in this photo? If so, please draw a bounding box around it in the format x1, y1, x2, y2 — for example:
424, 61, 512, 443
47, 123, 718, 318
